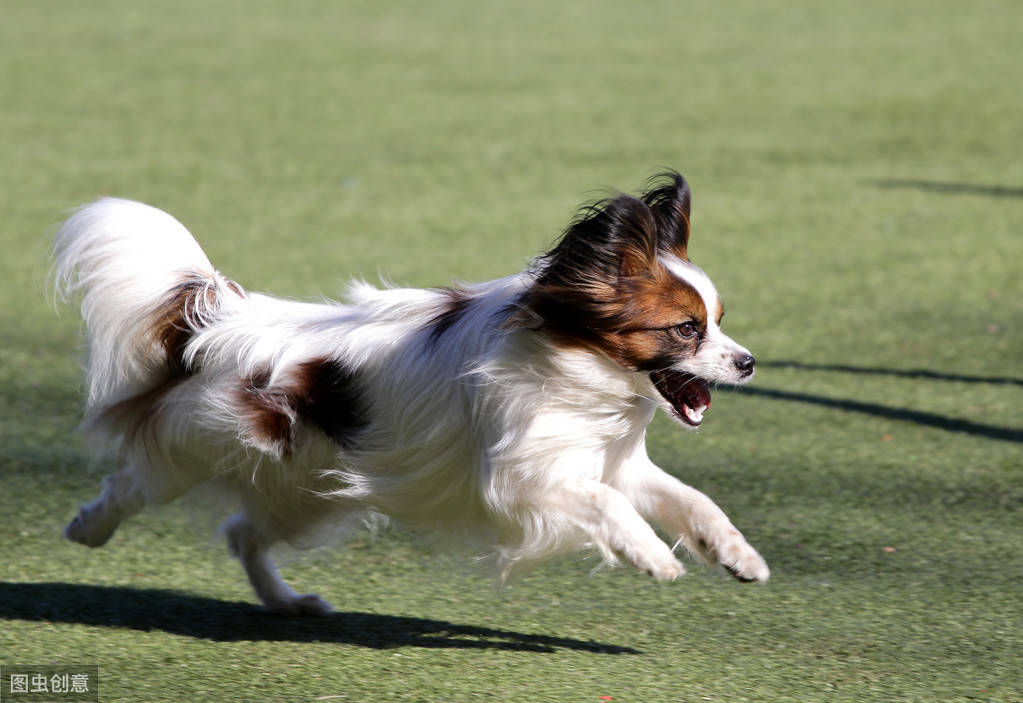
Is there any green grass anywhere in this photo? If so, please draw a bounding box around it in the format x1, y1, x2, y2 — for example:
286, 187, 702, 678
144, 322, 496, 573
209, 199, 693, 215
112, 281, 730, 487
2, 1, 1022, 701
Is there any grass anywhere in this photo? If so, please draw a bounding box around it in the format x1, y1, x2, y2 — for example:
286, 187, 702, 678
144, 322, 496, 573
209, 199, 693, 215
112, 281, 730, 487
2, 1, 1022, 701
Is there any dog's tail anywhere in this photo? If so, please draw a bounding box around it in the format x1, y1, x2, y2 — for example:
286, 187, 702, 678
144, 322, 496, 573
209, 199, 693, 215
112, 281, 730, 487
53, 198, 245, 410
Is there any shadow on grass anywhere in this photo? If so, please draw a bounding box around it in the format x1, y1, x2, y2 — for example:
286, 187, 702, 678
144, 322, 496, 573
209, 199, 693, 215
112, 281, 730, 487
762, 360, 1023, 387
868, 178, 1023, 198
740, 361, 1023, 444
0, 582, 640, 655
738, 386, 1023, 444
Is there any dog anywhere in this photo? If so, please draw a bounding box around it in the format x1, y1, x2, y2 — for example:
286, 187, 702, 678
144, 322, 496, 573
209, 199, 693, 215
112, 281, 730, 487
53, 171, 768, 615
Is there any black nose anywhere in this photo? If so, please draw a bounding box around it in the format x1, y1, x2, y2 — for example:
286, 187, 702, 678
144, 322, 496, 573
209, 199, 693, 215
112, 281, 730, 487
734, 354, 756, 376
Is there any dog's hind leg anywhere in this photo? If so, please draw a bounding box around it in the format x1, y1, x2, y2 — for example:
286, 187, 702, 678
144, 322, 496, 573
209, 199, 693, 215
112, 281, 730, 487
65, 465, 147, 547
222, 512, 334, 616
65, 457, 206, 548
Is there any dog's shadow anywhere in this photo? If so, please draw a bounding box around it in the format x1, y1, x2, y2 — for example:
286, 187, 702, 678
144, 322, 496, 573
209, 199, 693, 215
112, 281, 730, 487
0, 581, 639, 655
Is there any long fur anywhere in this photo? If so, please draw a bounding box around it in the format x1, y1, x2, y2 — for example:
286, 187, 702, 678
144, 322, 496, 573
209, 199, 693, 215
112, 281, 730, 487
54, 172, 769, 615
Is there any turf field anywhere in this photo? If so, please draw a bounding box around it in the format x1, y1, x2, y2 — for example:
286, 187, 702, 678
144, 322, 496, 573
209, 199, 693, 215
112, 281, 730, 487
2, 1, 1021, 701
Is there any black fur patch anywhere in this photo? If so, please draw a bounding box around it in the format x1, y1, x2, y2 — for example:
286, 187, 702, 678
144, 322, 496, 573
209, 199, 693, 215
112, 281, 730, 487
642, 170, 692, 259
293, 358, 367, 445
240, 358, 367, 457
425, 288, 473, 344
723, 562, 758, 583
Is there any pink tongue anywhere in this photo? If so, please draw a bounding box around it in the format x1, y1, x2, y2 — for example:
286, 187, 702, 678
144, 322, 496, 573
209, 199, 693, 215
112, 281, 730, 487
649, 370, 711, 418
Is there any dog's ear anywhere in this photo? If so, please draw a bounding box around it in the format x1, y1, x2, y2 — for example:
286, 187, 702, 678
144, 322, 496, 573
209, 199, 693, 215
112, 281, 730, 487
642, 171, 691, 261
510, 193, 657, 332
596, 194, 659, 278
538, 193, 658, 286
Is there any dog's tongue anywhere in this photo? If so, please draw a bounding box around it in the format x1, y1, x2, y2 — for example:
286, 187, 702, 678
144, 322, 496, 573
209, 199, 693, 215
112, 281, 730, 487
649, 370, 711, 427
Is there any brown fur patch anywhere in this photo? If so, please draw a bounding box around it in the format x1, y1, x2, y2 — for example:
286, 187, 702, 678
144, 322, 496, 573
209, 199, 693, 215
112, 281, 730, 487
588, 263, 709, 371
238, 357, 367, 458
224, 279, 245, 298
239, 368, 295, 454
150, 277, 215, 375
521, 252, 710, 372
522, 249, 722, 371
148, 272, 242, 376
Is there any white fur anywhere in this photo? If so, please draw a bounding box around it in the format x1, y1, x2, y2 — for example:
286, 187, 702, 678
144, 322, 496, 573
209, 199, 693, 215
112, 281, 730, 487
55, 198, 768, 615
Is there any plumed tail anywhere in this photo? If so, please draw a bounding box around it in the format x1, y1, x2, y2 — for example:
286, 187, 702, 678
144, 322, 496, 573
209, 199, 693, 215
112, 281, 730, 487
53, 198, 245, 409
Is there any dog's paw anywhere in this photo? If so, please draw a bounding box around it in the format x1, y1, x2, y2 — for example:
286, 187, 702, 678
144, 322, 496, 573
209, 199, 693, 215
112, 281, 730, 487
697, 528, 769, 583
64, 511, 116, 548
265, 593, 334, 617
720, 542, 769, 583
632, 548, 686, 582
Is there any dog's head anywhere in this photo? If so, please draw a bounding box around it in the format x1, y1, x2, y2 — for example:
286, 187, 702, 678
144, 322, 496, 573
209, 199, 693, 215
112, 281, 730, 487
516, 171, 754, 428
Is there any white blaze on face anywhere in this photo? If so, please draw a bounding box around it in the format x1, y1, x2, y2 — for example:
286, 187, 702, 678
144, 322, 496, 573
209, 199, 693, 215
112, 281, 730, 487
661, 255, 753, 384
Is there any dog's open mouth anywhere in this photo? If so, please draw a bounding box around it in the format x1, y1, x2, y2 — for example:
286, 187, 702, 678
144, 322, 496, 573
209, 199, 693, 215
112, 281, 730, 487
649, 370, 711, 427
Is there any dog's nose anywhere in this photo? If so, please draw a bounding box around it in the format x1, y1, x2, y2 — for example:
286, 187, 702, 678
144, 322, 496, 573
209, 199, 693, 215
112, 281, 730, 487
734, 353, 756, 376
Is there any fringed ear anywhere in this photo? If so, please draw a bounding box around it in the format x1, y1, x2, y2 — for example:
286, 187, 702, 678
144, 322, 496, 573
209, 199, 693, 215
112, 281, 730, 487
603, 194, 659, 277
511, 193, 657, 333
545, 193, 658, 285
642, 170, 691, 260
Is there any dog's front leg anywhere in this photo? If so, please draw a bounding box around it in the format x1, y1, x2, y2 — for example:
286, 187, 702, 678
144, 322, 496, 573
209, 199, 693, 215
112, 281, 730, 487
539, 478, 685, 581
615, 450, 770, 583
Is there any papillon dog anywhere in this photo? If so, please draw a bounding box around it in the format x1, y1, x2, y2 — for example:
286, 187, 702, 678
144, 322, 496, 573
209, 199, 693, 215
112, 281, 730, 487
54, 171, 768, 615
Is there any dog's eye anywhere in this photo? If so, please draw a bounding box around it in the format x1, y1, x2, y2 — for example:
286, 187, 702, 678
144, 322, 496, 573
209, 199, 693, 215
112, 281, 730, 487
673, 322, 698, 339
